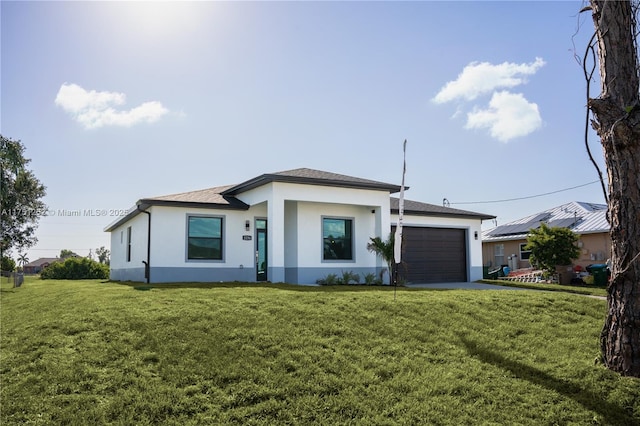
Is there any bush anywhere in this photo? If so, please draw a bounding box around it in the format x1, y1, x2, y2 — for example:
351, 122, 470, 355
40, 257, 109, 280
363, 272, 383, 285
525, 223, 580, 275
317, 271, 383, 286
316, 273, 340, 285
341, 270, 360, 285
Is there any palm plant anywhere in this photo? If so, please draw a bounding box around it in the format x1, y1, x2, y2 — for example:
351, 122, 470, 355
367, 233, 394, 284
17, 253, 29, 272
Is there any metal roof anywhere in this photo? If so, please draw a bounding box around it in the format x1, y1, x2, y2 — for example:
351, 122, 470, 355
482, 201, 609, 242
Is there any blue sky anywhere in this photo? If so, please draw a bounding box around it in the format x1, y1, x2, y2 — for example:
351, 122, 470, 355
2, 1, 606, 261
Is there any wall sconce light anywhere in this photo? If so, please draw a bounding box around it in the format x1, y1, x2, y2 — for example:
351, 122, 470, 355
474, 231, 478, 240
245, 220, 250, 232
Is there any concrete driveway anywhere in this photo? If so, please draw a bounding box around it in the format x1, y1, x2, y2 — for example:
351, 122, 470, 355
405, 282, 526, 290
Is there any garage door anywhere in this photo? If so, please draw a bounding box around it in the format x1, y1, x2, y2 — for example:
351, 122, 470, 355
396, 227, 467, 283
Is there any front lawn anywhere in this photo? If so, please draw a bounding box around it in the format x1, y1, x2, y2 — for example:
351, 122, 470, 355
1, 279, 638, 425
481, 279, 608, 297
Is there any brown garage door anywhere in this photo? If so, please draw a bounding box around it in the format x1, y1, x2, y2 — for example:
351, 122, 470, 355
395, 226, 467, 283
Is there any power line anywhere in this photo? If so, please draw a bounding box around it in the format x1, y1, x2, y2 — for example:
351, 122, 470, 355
450, 180, 602, 205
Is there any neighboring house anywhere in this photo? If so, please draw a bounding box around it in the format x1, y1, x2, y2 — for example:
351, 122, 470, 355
482, 201, 610, 270
105, 168, 494, 285
23, 257, 60, 274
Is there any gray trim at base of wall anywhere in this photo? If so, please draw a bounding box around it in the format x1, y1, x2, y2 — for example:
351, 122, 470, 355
469, 266, 482, 282
111, 266, 386, 284
151, 267, 255, 283
110, 267, 146, 282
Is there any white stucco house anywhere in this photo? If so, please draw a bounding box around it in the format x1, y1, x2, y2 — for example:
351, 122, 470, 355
105, 168, 494, 284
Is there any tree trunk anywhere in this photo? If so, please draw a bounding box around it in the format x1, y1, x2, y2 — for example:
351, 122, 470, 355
589, 0, 640, 377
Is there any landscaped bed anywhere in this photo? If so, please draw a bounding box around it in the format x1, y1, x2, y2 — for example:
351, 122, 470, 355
1, 278, 637, 425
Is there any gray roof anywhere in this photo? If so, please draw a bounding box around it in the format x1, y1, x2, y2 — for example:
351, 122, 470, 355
483, 201, 609, 242
223, 168, 403, 195
391, 197, 495, 220
141, 185, 250, 210
24, 257, 60, 267
105, 168, 487, 232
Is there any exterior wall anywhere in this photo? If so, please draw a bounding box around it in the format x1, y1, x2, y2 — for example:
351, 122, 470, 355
481, 231, 611, 271
149, 204, 267, 283
109, 182, 391, 284
237, 182, 391, 284
576, 232, 611, 267
109, 211, 150, 282
482, 240, 528, 269
287, 201, 382, 284
392, 213, 485, 282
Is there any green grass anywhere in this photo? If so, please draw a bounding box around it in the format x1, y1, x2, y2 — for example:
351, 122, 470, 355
1, 278, 638, 425
481, 279, 608, 297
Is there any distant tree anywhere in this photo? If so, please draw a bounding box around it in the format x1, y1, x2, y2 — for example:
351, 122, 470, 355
96, 246, 110, 265
59, 249, 79, 259
584, 0, 640, 377
0, 135, 47, 255
367, 233, 395, 284
1, 256, 16, 275
525, 223, 580, 276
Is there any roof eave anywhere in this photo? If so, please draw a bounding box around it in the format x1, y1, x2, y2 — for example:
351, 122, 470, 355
104, 198, 250, 232
391, 208, 495, 221
224, 174, 403, 195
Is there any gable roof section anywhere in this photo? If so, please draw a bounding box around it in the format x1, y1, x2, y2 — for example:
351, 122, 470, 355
223, 168, 403, 195
483, 201, 608, 242
390, 197, 495, 220
140, 184, 250, 210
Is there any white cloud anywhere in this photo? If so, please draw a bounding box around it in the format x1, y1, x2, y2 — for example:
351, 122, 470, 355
465, 91, 542, 142
55, 83, 169, 129
433, 57, 545, 104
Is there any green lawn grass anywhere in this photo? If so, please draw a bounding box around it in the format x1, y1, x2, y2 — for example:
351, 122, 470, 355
1, 278, 638, 425
481, 279, 608, 297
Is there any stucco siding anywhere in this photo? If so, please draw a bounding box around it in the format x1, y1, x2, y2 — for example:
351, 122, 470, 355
109, 212, 149, 281
107, 179, 486, 284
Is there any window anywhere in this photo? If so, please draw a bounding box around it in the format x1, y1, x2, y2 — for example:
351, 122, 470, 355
187, 216, 223, 260
323, 218, 353, 260
126, 227, 132, 262
519, 243, 532, 260
494, 243, 504, 266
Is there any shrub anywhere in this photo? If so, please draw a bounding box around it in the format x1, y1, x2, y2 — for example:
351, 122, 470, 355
341, 270, 360, 285
41, 257, 109, 280
316, 273, 340, 285
363, 272, 378, 285
525, 223, 580, 275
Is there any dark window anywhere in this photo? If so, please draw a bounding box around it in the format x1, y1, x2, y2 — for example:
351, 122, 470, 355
188, 216, 223, 260
323, 218, 353, 260
126, 226, 132, 262
520, 243, 532, 260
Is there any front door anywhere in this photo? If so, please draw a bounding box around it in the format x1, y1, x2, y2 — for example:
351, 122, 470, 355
256, 219, 267, 281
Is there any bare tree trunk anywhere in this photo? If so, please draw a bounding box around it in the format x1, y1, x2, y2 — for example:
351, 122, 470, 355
589, 0, 640, 377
